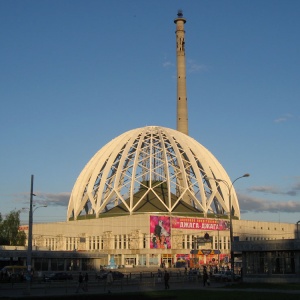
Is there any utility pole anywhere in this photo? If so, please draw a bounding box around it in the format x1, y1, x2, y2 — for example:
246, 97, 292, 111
25, 174, 35, 295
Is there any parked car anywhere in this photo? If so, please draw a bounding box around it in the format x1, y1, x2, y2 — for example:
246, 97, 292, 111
220, 270, 241, 282
96, 270, 124, 280
212, 271, 225, 281
0, 266, 27, 281
44, 272, 73, 282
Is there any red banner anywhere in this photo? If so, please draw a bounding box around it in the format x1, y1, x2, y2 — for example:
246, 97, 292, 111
19, 225, 28, 231
171, 217, 229, 231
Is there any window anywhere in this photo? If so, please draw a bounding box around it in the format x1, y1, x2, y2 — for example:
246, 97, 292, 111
96, 236, 100, 249
88, 237, 92, 250
272, 251, 295, 274
187, 235, 191, 249
124, 256, 136, 266
118, 235, 123, 249
34, 258, 48, 271
50, 258, 64, 271
123, 235, 127, 249
244, 252, 268, 275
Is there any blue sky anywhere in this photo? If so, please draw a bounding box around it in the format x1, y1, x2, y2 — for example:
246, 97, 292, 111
0, 0, 299, 225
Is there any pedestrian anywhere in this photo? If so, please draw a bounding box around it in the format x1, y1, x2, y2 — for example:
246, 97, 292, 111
37, 271, 43, 283
188, 268, 193, 281
157, 269, 162, 283
76, 272, 84, 293
203, 268, 208, 287
197, 268, 201, 281
84, 272, 89, 291
106, 271, 113, 293
164, 270, 170, 289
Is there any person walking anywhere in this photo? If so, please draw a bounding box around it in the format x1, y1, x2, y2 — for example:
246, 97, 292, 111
157, 269, 162, 283
203, 267, 209, 287
164, 270, 170, 289
76, 272, 84, 293
106, 271, 113, 293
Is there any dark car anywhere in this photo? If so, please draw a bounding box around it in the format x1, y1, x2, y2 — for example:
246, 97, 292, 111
212, 271, 225, 281
220, 270, 241, 282
96, 271, 124, 280
44, 272, 73, 282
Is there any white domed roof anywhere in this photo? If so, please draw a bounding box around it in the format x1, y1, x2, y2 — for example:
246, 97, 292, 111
67, 126, 240, 220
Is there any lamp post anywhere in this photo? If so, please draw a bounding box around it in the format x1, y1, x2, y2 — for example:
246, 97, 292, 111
297, 221, 300, 239
25, 175, 47, 294
207, 173, 250, 274
27, 175, 35, 277
215, 214, 220, 268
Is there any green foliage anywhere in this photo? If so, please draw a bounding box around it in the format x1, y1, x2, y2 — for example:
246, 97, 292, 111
0, 210, 26, 246
16, 229, 27, 246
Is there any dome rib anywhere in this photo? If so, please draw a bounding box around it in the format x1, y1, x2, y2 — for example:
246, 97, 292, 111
67, 126, 240, 221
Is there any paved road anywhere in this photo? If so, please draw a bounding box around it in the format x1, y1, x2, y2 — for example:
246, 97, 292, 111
1, 280, 300, 299
1, 269, 300, 298
0, 278, 220, 298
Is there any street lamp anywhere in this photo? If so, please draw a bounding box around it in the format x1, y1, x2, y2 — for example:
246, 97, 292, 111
25, 175, 47, 295
296, 221, 300, 239
214, 214, 221, 268
27, 175, 34, 277
208, 210, 221, 267
33, 205, 48, 213
207, 173, 250, 274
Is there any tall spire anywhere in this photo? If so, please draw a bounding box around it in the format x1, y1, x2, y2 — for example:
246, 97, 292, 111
174, 10, 188, 135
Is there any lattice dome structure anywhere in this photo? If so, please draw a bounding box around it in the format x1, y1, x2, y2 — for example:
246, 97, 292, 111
67, 126, 240, 221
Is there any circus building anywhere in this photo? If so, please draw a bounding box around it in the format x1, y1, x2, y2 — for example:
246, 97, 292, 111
3, 11, 299, 282
62, 10, 240, 268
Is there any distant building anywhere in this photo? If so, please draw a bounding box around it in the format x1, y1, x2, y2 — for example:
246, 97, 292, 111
234, 239, 300, 282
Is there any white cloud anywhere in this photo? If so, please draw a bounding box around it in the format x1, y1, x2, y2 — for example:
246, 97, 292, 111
238, 193, 300, 213
33, 192, 70, 207
162, 61, 173, 68
248, 182, 299, 197
187, 59, 206, 73
274, 113, 293, 123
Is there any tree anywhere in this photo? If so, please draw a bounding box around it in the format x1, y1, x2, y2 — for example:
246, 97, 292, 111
0, 210, 26, 246
0, 212, 6, 244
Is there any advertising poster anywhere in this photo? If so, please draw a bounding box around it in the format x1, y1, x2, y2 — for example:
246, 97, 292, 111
171, 217, 230, 231
150, 216, 171, 249
175, 254, 190, 268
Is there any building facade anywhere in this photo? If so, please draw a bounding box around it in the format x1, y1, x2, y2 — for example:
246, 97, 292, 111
234, 239, 300, 282
4, 214, 294, 273
3, 12, 298, 281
